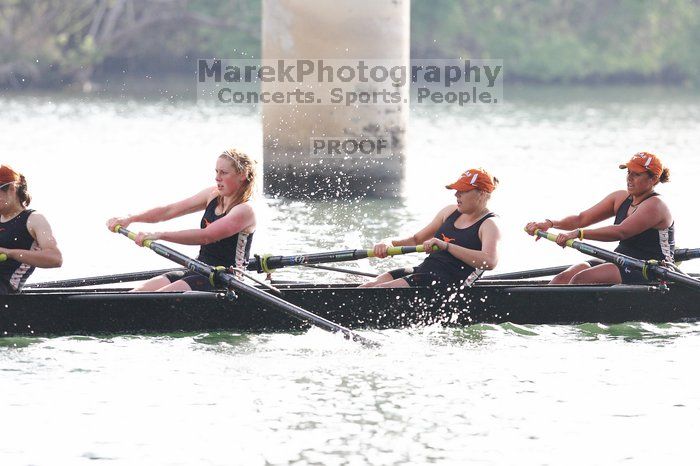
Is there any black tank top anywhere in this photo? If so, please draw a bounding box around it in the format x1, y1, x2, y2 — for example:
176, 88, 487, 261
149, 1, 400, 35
422, 209, 496, 279
0, 209, 36, 293
197, 198, 254, 268
613, 194, 674, 262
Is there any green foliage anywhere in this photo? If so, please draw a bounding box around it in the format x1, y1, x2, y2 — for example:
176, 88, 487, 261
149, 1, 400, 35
412, 0, 700, 84
1, 0, 699, 88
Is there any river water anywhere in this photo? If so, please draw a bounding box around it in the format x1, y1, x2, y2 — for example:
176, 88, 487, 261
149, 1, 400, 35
1, 85, 700, 465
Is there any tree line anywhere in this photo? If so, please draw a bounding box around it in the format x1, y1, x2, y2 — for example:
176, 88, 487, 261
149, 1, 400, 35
1, 0, 698, 90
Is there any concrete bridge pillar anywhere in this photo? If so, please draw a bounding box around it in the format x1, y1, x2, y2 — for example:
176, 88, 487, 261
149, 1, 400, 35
262, 0, 410, 199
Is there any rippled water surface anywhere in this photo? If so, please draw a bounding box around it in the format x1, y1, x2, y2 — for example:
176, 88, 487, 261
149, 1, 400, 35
2, 85, 700, 465
2, 324, 700, 465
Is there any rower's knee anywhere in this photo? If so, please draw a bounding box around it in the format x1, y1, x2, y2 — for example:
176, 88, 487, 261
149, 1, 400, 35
569, 272, 589, 285
130, 276, 171, 292
570, 263, 621, 285
375, 278, 410, 288
550, 263, 590, 285
359, 272, 393, 288
157, 279, 193, 292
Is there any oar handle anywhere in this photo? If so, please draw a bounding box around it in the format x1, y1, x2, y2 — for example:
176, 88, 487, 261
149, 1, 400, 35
372, 244, 439, 257
114, 225, 155, 248
249, 244, 441, 274
534, 229, 576, 247
0, 253, 6, 262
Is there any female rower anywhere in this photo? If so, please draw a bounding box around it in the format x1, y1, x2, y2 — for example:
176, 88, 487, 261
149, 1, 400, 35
525, 152, 673, 285
0, 165, 62, 294
361, 168, 501, 288
106, 149, 256, 292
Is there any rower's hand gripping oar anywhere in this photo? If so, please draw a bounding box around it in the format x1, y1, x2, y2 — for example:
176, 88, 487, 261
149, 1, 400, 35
112, 226, 380, 348
533, 229, 700, 290
248, 245, 437, 274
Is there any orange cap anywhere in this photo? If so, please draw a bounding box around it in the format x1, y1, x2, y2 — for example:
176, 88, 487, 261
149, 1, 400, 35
445, 168, 496, 193
0, 165, 20, 185
619, 152, 663, 177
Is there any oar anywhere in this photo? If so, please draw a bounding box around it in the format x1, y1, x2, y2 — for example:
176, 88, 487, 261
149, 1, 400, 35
675, 248, 700, 263
247, 245, 434, 274
485, 248, 700, 281
112, 226, 379, 347
534, 230, 700, 290
485, 265, 571, 280
26, 268, 185, 289
301, 264, 378, 278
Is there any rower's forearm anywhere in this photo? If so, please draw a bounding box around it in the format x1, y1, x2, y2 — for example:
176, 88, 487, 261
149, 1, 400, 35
448, 246, 498, 270
550, 214, 582, 230
130, 205, 174, 224
158, 229, 209, 245
580, 225, 624, 242
390, 235, 418, 247
6, 248, 63, 268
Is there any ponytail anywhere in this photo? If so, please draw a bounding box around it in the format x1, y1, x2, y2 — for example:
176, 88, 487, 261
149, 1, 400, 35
17, 174, 31, 207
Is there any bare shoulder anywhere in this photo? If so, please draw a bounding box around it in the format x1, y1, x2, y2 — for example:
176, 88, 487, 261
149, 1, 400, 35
644, 194, 671, 213
609, 190, 630, 202
26, 211, 50, 228
480, 216, 501, 234
437, 204, 458, 221
225, 202, 256, 227
25, 212, 56, 243
477, 217, 501, 246
224, 201, 256, 233
229, 201, 255, 216
609, 189, 631, 210
610, 189, 629, 199
204, 187, 219, 204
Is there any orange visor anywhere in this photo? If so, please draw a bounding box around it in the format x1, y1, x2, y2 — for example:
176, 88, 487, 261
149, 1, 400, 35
0, 165, 20, 188
619, 152, 663, 178
445, 168, 496, 193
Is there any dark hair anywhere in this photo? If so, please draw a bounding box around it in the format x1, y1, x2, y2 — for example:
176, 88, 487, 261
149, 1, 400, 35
17, 174, 31, 207
658, 167, 670, 183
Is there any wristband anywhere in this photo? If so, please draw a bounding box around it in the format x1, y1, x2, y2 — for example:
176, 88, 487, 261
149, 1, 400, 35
545, 219, 554, 228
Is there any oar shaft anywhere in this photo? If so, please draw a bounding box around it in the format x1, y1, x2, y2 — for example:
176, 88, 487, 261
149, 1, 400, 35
248, 245, 432, 273
115, 227, 379, 347
534, 230, 700, 289
676, 248, 700, 262
485, 265, 570, 280
26, 268, 185, 289
301, 264, 378, 278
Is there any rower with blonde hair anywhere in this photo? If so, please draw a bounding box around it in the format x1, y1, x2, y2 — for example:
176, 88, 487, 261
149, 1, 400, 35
107, 149, 257, 292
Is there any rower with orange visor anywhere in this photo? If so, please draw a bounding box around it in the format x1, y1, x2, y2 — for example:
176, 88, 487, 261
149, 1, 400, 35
361, 168, 501, 288
525, 152, 674, 285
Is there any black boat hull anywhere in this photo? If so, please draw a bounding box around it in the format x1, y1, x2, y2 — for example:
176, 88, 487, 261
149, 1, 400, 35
1, 281, 698, 337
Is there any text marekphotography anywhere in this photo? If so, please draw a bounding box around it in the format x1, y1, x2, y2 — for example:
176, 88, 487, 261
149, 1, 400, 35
197, 59, 503, 107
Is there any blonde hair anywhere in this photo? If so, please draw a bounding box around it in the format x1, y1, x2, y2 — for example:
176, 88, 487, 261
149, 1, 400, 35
218, 149, 256, 210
